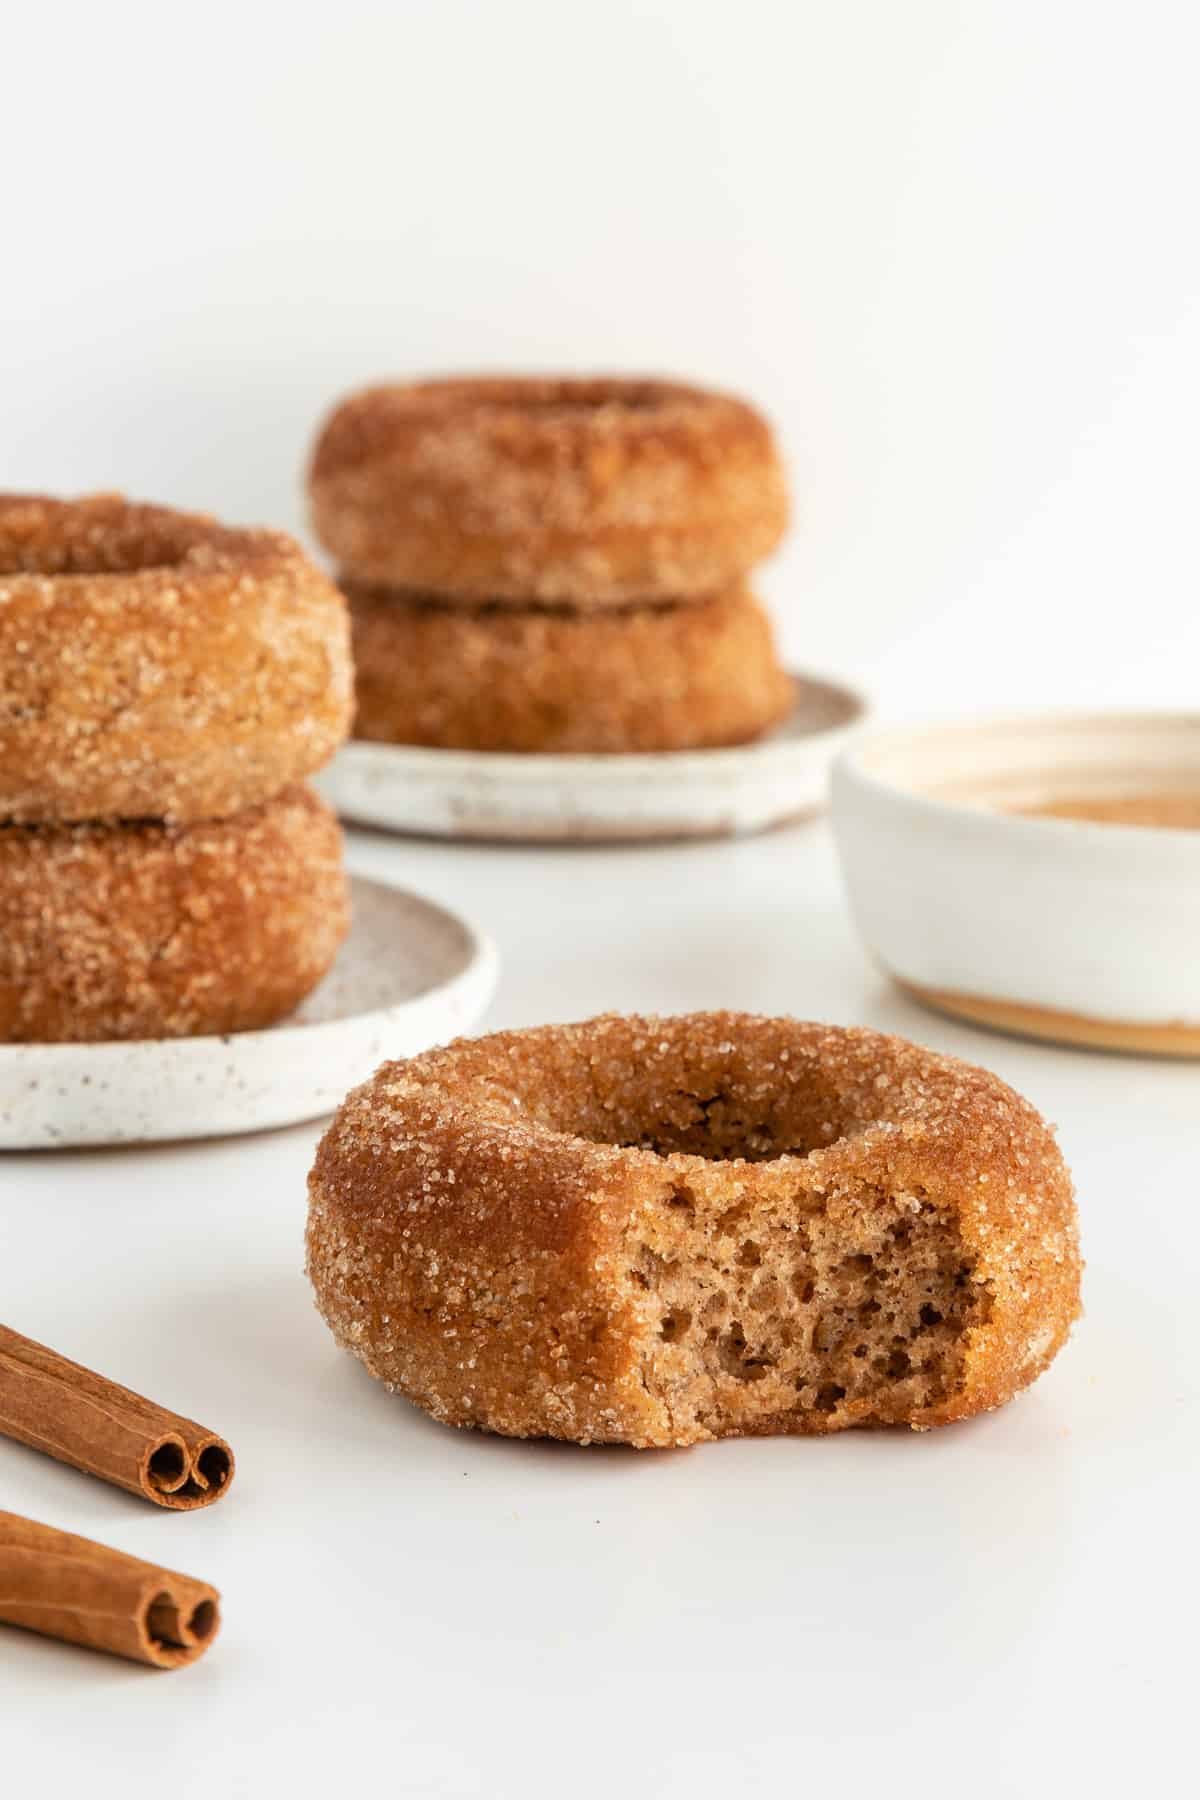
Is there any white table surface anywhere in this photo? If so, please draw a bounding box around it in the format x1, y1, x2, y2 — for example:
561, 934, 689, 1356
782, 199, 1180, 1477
2, 813, 1196, 1799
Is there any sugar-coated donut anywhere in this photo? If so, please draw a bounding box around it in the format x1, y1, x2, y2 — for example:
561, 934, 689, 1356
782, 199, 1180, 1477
0, 494, 352, 824
307, 1013, 1080, 1447
0, 785, 348, 1042
309, 377, 789, 605
344, 582, 793, 753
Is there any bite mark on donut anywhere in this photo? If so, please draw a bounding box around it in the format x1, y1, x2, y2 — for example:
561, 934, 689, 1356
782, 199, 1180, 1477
626, 1176, 991, 1436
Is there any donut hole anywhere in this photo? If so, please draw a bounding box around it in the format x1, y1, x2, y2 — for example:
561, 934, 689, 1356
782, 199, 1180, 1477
0, 497, 231, 578
508, 1027, 890, 1165
627, 1181, 990, 1435
432, 377, 674, 419
0, 524, 186, 576
563, 1083, 850, 1164
508, 384, 667, 416
528, 1072, 849, 1159
611, 1094, 811, 1161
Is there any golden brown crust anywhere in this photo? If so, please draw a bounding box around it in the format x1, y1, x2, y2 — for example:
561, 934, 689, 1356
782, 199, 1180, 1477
0, 493, 353, 824
344, 581, 793, 753
309, 377, 789, 604
307, 1013, 1081, 1447
0, 785, 348, 1042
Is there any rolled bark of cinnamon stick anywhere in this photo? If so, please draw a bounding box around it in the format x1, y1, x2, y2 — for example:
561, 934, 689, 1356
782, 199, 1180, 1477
0, 1511, 220, 1668
0, 1324, 234, 1510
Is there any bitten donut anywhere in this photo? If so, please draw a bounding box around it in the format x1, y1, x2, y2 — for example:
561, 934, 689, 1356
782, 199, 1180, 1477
344, 582, 793, 753
0, 785, 348, 1042
307, 1013, 1081, 1447
309, 377, 789, 605
0, 493, 353, 824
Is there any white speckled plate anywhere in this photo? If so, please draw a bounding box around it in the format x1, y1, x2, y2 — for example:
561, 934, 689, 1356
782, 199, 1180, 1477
315, 671, 867, 842
0, 878, 499, 1150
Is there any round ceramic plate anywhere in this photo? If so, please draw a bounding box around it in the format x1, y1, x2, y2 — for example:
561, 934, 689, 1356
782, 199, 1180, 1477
0, 877, 499, 1150
315, 672, 867, 842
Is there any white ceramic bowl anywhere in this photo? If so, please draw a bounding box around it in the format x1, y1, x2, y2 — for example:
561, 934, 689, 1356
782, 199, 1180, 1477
832, 711, 1200, 1055
316, 671, 866, 843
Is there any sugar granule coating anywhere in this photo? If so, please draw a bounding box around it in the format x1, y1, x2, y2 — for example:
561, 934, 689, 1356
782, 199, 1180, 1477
0, 493, 353, 824
343, 582, 793, 753
309, 376, 790, 606
306, 1013, 1081, 1447
0, 785, 348, 1042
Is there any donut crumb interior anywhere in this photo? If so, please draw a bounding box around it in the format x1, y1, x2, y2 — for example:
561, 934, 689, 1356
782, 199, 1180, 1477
601, 1099, 989, 1435
625, 1174, 986, 1435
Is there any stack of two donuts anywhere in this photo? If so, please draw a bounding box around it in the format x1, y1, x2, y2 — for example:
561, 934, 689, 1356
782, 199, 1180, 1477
308, 377, 794, 754
0, 495, 354, 1042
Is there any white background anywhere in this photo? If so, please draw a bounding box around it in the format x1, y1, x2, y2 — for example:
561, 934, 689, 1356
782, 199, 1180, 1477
2, 4, 1198, 1797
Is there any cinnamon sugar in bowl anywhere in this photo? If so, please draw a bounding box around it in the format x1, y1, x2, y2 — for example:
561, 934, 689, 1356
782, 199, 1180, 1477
832, 711, 1200, 1055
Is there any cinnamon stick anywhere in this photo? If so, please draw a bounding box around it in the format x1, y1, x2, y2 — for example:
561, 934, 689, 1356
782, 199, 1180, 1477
0, 1324, 234, 1510
0, 1511, 220, 1668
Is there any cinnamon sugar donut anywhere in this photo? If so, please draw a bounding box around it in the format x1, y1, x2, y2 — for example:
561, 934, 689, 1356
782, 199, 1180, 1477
0, 494, 352, 824
0, 785, 348, 1042
344, 582, 793, 753
307, 1013, 1080, 1448
309, 377, 789, 605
